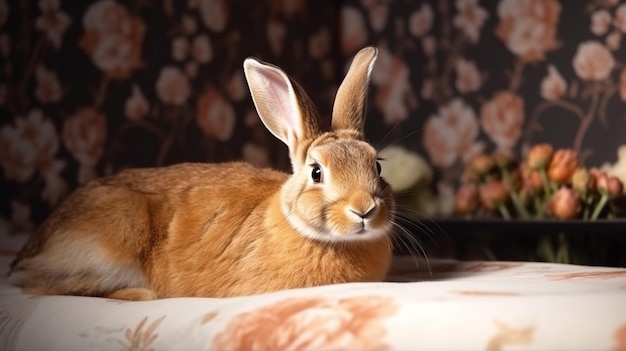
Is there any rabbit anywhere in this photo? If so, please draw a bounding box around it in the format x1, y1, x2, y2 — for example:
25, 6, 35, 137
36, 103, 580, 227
8, 47, 395, 300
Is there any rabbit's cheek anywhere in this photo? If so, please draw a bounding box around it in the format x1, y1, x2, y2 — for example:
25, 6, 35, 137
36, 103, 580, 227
368, 202, 392, 231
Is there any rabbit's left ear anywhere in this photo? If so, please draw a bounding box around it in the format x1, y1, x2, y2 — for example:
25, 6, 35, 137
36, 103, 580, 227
243, 58, 321, 153
331, 47, 378, 135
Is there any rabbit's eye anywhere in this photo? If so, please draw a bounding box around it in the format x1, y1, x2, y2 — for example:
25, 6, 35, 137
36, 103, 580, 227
311, 165, 323, 183
376, 161, 382, 175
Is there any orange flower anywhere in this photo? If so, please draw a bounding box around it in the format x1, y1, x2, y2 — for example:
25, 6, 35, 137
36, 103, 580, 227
527, 170, 544, 192
493, 151, 516, 171
526, 143, 554, 170
547, 149, 579, 183
196, 89, 235, 142
548, 187, 581, 219
466, 153, 495, 182
597, 174, 624, 197
588, 167, 605, 192
480, 91, 524, 152
479, 179, 509, 211
454, 183, 479, 215
495, 0, 561, 62
212, 296, 397, 351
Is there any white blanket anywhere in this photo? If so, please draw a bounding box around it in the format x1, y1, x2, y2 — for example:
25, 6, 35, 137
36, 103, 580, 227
1, 235, 625, 351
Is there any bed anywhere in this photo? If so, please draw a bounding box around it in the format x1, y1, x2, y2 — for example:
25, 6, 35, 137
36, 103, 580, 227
1, 233, 625, 351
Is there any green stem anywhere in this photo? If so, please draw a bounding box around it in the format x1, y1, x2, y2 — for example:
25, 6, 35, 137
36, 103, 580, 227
538, 235, 556, 262
509, 191, 530, 219
555, 233, 569, 264
590, 194, 609, 220
539, 169, 553, 196
581, 193, 591, 220
498, 204, 511, 220
534, 197, 544, 219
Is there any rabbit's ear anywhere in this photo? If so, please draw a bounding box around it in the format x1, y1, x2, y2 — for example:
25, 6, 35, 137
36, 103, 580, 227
243, 58, 321, 152
331, 47, 378, 135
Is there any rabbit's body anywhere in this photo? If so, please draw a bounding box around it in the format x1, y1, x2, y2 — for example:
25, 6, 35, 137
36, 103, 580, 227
9, 47, 395, 300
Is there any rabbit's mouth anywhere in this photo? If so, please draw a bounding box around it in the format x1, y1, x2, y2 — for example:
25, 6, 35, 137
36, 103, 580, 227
290, 219, 392, 243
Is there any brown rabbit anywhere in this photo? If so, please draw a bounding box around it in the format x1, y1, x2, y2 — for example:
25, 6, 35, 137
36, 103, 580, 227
8, 47, 395, 300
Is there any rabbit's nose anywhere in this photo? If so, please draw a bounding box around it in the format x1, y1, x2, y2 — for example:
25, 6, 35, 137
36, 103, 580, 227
349, 207, 375, 219
346, 191, 377, 220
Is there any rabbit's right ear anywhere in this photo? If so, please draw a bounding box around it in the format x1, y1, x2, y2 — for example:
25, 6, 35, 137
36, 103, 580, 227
243, 59, 321, 157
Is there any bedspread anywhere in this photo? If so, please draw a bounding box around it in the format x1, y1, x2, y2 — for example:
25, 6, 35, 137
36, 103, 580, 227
1, 235, 625, 351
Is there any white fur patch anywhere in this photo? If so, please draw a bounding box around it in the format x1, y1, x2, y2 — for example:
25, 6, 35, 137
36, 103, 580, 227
282, 205, 391, 243
9, 235, 148, 293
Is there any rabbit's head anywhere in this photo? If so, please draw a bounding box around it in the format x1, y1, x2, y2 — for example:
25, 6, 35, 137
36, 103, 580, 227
244, 47, 394, 243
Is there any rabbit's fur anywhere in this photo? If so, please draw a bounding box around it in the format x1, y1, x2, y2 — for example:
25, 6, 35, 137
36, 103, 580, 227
8, 47, 395, 300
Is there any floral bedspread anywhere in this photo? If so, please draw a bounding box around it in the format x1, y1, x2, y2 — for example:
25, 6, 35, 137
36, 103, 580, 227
1, 236, 626, 351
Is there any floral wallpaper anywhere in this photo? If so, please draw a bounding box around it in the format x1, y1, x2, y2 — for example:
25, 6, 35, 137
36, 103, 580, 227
0, 0, 339, 232
342, 0, 626, 213
1, 0, 626, 233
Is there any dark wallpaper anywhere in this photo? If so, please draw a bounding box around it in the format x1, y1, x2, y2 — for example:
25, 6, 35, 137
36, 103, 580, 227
1, 0, 626, 233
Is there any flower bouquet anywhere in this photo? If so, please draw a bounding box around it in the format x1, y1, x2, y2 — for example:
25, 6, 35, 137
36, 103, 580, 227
448, 144, 626, 266
453, 144, 626, 221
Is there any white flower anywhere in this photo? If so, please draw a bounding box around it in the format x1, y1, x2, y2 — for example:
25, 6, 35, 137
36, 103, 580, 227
540, 64, 567, 101
378, 145, 432, 192
615, 4, 626, 33
591, 9, 611, 35
602, 144, 626, 186
453, 0, 488, 43
156, 66, 190, 105
454, 58, 481, 94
